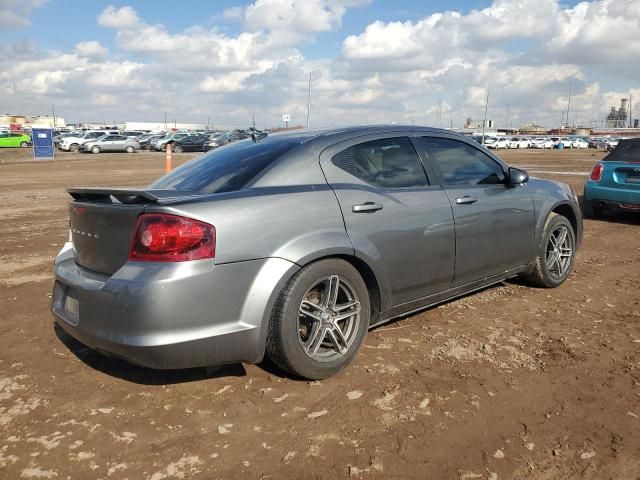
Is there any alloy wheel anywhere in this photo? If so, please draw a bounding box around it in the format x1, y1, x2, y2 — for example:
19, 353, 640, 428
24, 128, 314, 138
297, 275, 361, 362
545, 225, 573, 279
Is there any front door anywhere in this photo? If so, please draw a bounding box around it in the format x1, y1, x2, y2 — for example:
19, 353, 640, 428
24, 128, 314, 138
320, 134, 455, 307
416, 136, 535, 287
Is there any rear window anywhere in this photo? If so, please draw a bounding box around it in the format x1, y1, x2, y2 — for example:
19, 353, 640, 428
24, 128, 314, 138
604, 140, 640, 162
149, 140, 296, 193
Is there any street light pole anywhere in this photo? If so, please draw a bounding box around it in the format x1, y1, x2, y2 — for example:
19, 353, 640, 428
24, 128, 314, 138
481, 89, 490, 145
306, 73, 312, 129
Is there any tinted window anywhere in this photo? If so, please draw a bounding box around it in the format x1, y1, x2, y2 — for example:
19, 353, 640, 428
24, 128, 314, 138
101, 136, 117, 141
332, 137, 428, 188
150, 140, 296, 193
422, 137, 505, 186
604, 140, 640, 162
112, 135, 127, 141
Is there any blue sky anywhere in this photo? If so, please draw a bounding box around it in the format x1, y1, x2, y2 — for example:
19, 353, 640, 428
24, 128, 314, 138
1, 0, 637, 128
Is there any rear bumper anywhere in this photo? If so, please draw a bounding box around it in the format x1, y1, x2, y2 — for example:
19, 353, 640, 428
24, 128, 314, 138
51, 243, 297, 369
584, 182, 640, 209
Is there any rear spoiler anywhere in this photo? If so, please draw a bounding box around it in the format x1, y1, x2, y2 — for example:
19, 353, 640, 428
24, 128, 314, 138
67, 187, 208, 205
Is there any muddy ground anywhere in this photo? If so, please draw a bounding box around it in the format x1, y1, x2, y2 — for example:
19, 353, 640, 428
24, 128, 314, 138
0, 147, 638, 480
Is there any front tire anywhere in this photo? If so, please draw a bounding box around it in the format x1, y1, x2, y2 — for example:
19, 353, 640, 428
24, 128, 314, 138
69, 144, 80, 152
266, 259, 370, 379
20, 141, 28, 147
125, 146, 134, 153
523, 213, 576, 288
91, 146, 100, 154
173, 145, 183, 153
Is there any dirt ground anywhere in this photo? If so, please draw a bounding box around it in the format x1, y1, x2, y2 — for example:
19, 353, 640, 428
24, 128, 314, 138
0, 146, 638, 480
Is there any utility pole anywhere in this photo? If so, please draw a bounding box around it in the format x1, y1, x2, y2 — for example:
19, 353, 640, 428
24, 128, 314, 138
306, 72, 312, 129
164, 111, 167, 130
481, 89, 489, 145
505, 103, 510, 131
207, 116, 210, 129
565, 82, 573, 129
629, 93, 633, 128
252, 112, 256, 130
52, 104, 56, 128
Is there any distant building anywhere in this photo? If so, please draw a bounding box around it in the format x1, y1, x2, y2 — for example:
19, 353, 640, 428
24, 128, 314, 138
605, 99, 628, 128
0, 114, 65, 128
124, 122, 208, 132
464, 117, 493, 129
519, 123, 547, 135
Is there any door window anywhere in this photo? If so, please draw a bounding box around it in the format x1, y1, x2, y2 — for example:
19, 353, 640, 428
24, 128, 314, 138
422, 137, 505, 185
332, 137, 428, 188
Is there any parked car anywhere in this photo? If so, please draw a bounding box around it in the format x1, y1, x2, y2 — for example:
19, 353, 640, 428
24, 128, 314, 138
588, 138, 608, 149
530, 137, 554, 149
59, 130, 119, 152
52, 126, 582, 380
486, 137, 509, 149
0, 132, 31, 147
171, 136, 209, 153
81, 135, 140, 153
138, 134, 165, 150
121, 131, 145, 139
203, 131, 252, 151
582, 138, 640, 217
152, 132, 198, 151
507, 137, 529, 149
573, 138, 589, 149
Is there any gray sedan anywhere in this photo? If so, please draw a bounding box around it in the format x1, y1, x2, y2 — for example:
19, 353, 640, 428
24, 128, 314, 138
52, 126, 582, 379
82, 135, 140, 153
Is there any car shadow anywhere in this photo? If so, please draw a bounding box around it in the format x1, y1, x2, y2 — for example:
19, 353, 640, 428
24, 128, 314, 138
54, 322, 247, 385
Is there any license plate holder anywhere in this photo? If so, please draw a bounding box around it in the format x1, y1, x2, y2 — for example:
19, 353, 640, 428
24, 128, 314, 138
63, 289, 80, 326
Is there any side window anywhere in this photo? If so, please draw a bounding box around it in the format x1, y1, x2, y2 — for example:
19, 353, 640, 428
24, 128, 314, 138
101, 135, 115, 141
422, 137, 505, 186
332, 137, 428, 189
112, 136, 127, 141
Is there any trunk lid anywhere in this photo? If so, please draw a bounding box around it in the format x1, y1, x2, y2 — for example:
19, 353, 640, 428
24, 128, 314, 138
67, 188, 209, 274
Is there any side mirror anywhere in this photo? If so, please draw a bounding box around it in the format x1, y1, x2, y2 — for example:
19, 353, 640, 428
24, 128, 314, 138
507, 167, 529, 186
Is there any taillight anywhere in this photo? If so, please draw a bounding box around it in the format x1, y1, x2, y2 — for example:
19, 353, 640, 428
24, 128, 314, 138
129, 214, 215, 262
589, 163, 603, 182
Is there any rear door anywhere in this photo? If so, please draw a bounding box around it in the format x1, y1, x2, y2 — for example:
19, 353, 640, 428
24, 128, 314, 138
320, 134, 455, 306
416, 135, 535, 287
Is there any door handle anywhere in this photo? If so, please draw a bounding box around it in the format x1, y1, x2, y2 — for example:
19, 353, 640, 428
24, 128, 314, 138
352, 202, 384, 213
455, 196, 478, 205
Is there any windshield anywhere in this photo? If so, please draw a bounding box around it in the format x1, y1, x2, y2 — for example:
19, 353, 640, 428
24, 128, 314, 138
150, 140, 296, 194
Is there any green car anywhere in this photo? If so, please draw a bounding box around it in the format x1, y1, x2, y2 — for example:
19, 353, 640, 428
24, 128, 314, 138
0, 132, 32, 147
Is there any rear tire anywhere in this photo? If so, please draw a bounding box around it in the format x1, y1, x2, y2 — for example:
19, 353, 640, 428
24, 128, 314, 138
125, 146, 134, 153
523, 213, 576, 288
20, 141, 28, 147
266, 259, 370, 380
91, 146, 100, 154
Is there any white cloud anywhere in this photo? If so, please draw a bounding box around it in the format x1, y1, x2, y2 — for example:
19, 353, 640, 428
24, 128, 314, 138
97, 5, 140, 29
0, 0, 46, 29
74, 41, 109, 60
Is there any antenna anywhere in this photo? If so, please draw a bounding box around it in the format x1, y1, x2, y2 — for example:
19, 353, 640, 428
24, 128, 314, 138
565, 82, 573, 129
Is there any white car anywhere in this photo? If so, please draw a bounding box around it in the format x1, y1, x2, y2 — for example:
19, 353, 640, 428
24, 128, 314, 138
507, 137, 529, 149
59, 130, 119, 152
486, 137, 510, 149
573, 138, 589, 149
530, 137, 554, 149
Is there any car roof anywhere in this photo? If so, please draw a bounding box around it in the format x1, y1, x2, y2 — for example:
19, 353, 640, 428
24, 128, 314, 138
263, 125, 466, 149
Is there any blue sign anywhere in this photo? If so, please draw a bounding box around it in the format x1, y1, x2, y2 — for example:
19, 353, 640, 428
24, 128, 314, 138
32, 127, 54, 159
